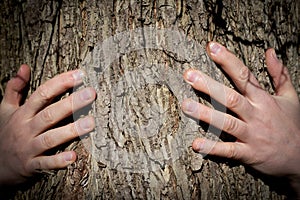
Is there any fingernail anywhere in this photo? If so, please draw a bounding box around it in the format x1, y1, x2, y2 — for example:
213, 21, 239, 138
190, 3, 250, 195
271, 49, 278, 61
209, 42, 221, 55
17, 65, 23, 74
186, 70, 199, 83
72, 70, 85, 82
193, 139, 205, 152
182, 99, 198, 113
64, 153, 74, 162
80, 88, 93, 101
79, 117, 94, 131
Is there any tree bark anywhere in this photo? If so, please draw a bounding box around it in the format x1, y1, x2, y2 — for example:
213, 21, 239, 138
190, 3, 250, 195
0, 0, 299, 199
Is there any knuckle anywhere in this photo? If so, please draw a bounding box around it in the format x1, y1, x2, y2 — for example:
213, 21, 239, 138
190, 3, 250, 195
70, 123, 80, 138
30, 159, 43, 172
35, 160, 43, 171
223, 115, 239, 133
239, 67, 250, 81
62, 95, 73, 113
36, 84, 50, 101
41, 108, 55, 124
40, 134, 54, 149
58, 74, 74, 89
200, 105, 211, 122
226, 91, 240, 109
226, 144, 238, 159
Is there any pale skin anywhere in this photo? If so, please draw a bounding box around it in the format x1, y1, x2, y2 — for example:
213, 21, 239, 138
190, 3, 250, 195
0, 65, 96, 185
182, 42, 300, 196
0, 42, 299, 197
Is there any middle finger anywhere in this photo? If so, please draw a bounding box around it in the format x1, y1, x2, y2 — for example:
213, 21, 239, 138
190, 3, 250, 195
183, 69, 253, 120
31, 87, 96, 134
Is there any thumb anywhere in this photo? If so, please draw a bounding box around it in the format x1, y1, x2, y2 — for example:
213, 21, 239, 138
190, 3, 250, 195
265, 49, 298, 100
2, 64, 31, 107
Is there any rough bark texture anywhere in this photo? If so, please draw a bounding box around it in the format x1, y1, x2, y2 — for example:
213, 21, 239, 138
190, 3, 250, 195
0, 0, 299, 199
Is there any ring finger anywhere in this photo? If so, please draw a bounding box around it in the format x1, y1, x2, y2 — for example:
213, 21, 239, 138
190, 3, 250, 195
31, 116, 95, 155
182, 99, 248, 141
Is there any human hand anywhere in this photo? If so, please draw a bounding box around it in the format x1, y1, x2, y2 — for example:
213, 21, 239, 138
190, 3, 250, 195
182, 42, 300, 193
0, 65, 96, 185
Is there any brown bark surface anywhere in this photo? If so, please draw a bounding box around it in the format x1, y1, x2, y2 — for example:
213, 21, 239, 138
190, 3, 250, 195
0, 0, 299, 199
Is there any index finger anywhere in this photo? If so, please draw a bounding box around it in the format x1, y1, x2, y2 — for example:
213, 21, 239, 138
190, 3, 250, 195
23, 70, 85, 117
206, 42, 263, 100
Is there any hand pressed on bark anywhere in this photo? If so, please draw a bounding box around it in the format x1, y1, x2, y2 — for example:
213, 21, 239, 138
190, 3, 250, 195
0, 65, 96, 185
182, 42, 300, 194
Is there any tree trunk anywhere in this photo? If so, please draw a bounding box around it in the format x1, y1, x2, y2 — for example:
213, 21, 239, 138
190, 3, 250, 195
0, 0, 299, 199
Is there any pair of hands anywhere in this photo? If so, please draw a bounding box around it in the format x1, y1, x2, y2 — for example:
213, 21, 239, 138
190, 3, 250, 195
0, 42, 299, 193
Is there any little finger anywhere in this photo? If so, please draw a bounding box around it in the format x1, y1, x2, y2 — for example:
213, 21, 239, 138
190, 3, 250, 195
27, 151, 77, 173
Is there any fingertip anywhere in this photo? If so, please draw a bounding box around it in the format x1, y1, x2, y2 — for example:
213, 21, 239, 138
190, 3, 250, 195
183, 68, 192, 80
265, 49, 297, 98
77, 116, 96, 134
183, 69, 197, 84
181, 98, 198, 114
72, 69, 85, 83
205, 42, 235, 67
206, 41, 224, 57
192, 138, 205, 152
28, 152, 77, 173
2, 64, 31, 106
181, 98, 189, 112
17, 64, 31, 82
265, 48, 281, 69
10, 64, 31, 88
266, 48, 276, 59
88, 87, 97, 100
64, 151, 77, 163
271, 48, 280, 62
19, 64, 31, 72
77, 87, 97, 104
